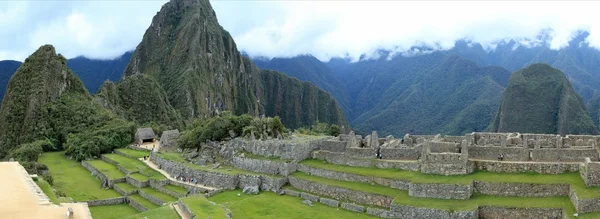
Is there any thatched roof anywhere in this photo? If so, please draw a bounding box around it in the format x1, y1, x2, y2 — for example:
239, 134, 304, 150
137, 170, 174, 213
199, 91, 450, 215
135, 128, 156, 140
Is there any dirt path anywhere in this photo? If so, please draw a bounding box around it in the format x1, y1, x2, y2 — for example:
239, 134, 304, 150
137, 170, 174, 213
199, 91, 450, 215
140, 158, 217, 191
172, 203, 191, 219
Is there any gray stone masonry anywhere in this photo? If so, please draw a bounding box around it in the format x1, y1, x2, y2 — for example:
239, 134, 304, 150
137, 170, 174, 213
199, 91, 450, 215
341, 202, 365, 213
227, 137, 330, 161
284, 189, 300, 197
81, 161, 125, 188
311, 150, 420, 171
177, 199, 193, 219
139, 189, 167, 206
127, 196, 148, 212
84, 197, 126, 207
408, 182, 473, 200
474, 160, 579, 174
300, 192, 319, 202
232, 156, 297, 176
126, 176, 149, 188
114, 184, 137, 196
319, 140, 347, 152
319, 198, 339, 207
570, 188, 600, 213
580, 157, 600, 186
298, 163, 410, 190
474, 181, 569, 197
477, 206, 563, 219
288, 176, 393, 208
366, 207, 396, 218
390, 203, 478, 219
114, 150, 138, 159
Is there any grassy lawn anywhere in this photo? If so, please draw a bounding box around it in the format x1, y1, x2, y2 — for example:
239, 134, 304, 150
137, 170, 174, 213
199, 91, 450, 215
103, 153, 165, 180
209, 190, 380, 219
35, 178, 59, 204
291, 172, 577, 215
182, 195, 229, 219
86, 160, 126, 180
124, 205, 180, 219
116, 148, 150, 158
89, 204, 139, 219
164, 184, 188, 195
38, 152, 121, 201
129, 173, 149, 182
140, 187, 178, 203
129, 194, 160, 210
115, 182, 137, 194
300, 159, 600, 198
156, 152, 186, 163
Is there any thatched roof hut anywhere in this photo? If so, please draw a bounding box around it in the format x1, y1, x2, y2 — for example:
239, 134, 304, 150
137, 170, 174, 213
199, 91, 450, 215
135, 128, 156, 144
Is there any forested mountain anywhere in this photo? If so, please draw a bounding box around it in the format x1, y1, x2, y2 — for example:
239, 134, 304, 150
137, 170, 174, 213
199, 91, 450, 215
0, 60, 21, 101
490, 63, 597, 135
110, 0, 347, 129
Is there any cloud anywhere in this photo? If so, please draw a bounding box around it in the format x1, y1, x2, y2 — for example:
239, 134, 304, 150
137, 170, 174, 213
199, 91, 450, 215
2, 1, 600, 62
212, 1, 600, 62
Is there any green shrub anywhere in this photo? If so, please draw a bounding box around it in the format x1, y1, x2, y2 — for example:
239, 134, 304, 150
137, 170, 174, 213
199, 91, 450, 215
10, 139, 51, 162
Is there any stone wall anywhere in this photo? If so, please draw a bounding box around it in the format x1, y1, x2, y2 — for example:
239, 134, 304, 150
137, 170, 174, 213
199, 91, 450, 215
127, 145, 152, 151
379, 147, 421, 160
177, 199, 193, 219
297, 164, 410, 190
312, 150, 420, 171
532, 148, 598, 162
469, 146, 529, 161
114, 184, 137, 196
477, 206, 563, 219
474, 160, 579, 174
232, 157, 297, 176
288, 176, 393, 207
139, 189, 166, 206
428, 142, 459, 153
580, 158, 600, 186
345, 148, 378, 159
84, 197, 126, 207
259, 175, 288, 192
473, 181, 569, 197
408, 183, 473, 200
390, 203, 478, 219
319, 140, 347, 152
114, 150, 138, 159
227, 137, 329, 161
126, 176, 149, 188
81, 161, 125, 187
570, 188, 600, 213
127, 196, 148, 212
341, 202, 365, 212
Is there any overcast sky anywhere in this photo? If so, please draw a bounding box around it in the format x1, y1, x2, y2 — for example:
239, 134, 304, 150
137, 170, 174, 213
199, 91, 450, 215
1, 1, 600, 62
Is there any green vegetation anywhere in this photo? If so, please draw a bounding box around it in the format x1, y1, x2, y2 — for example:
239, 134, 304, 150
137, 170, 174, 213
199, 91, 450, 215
85, 160, 126, 180
123, 205, 180, 219
140, 187, 177, 203
103, 153, 165, 179
164, 184, 188, 195
182, 195, 229, 219
115, 182, 137, 194
116, 148, 150, 158
156, 152, 263, 176
35, 177, 59, 204
128, 194, 160, 210
89, 204, 139, 219
491, 63, 597, 135
38, 152, 121, 201
296, 121, 341, 136
209, 190, 379, 219
156, 152, 186, 163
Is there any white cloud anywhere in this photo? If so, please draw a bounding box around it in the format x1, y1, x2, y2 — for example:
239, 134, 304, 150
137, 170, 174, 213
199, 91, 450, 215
2, 0, 600, 62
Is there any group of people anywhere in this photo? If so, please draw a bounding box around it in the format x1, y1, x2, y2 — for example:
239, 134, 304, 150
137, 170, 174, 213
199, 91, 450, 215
178, 175, 199, 185
375, 150, 383, 159
497, 153, 505, 161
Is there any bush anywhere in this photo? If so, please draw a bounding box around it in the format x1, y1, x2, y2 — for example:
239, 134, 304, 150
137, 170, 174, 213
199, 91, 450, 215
10, 139, 51, 162
42, 174, 54, 186
64, 119, 135, 161
296, 122, 341, 136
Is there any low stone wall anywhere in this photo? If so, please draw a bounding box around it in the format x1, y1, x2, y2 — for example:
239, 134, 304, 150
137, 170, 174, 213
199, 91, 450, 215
84, 197, 126, 207
127, 145, 152, 151
319, 197, 339, 207
283, 188, 300, 197
114, 150, 138, 159
408, 183, 473, 200
167, 180, 206, 194
319, 140, 347, 152
259, 175, 288, 192
474, 181, 569, 197
570, 189, 600, 213
374, 160, 420, 171
390, 203, 478, 219
232, 157, 297, 176
473, 160, 579, 174
477, 206, 563, 219
227, 137, 329, 161
300, 192, 319, 202
469, 147, 597, 162
469, 147, 529, 161
139, 189, 166, 206
127, 196, 148, 212
366, 207, 396, 218
379, 148, 421, 160
342, 202, 365, 212
345, 148, 378, 159
297, 164, 410, 190
81, 161, 124, 187
177, 199, 193, 219
100, 155, 119, 166
312, 150, 420, 171
114, 184, 137, 196
288, 176, 393, 207
126, 176, 149, 188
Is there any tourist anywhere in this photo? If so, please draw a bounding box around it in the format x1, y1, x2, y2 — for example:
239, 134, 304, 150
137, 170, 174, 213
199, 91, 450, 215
500, 154, 504, 161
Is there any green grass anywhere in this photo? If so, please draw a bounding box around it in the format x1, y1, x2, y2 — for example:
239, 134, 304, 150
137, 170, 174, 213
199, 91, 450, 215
103, 153, 165, 180
243, 153, 292, 162
156, 152, 186, 163
89, 204, 139, 219
129, 173, 150, 182
86, 160, 126, 180
209, 190, 379, 219
35, 178, 59, 204
140, 187, 178, 203
164, 184, 188, 195
115, 182, 137, 194
181, 195, 229, 219
291, 172, 577, 215
123, 205, 180, 219
129, 194, 160, 210
38, 152, 121, 201
300, 159, 600, 198
116, 148, 150, 159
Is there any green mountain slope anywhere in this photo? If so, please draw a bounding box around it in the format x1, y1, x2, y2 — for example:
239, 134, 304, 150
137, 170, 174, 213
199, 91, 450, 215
119, 0, 347, 128
0, 45, 88, 155
490, 63, 597, 135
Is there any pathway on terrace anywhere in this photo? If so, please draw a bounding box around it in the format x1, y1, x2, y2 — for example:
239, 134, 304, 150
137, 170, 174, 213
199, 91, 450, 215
140, 158, 217, 191
171, 203, 191, 219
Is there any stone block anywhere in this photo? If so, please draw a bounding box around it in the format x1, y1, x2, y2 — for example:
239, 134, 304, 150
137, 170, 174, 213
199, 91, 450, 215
341, 202, 365, 213
318, 198, 339, 207
284, 189, 300, 197
300, 192, 319, 202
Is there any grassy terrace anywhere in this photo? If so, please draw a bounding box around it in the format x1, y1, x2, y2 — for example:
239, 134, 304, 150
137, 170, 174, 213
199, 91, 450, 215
243, 153, 292, 162
292, 172, 576, 214
89, 204, 139, 219
124, 205, 180, 219
38, 152, 121, 201
301, 159, 600, 198
140, 187, 178, 203
182, 195, 229, 219
129, 194, 160, 210
209, 190, 379, 219
129, 173, 150, 181
115, 182, 137, 193
164, 184, 188, 195
34, 178, 59, 204
156, 152, 268, 176
103, 153, 165, 180
86, 160, 126, 180
116, 148, 150, 159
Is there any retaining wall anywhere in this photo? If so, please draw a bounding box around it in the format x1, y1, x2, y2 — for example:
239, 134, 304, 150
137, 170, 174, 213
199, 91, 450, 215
232, 157, 297, 176
408, 183, 473, 200
177, 199, 194, 219
227, 137, 329, 161
81, 161, 125, 188
126, 176, 149, 188
473, 181, 570, 197
288, 176, 393, 207
127, 196, 148, 212
114, 184, 137, 196
570, 189, 600, 213
297, 164, 410, 190
474, 160, 579, 174
477, 206, 563, 219
312, 150, 420, 171
84, 197, 126, 207
319, 140, 347, 152
469, 147, 596, 162
390, 203, 478, 219
139, 189, 166, 206
114, 150, 138, 159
